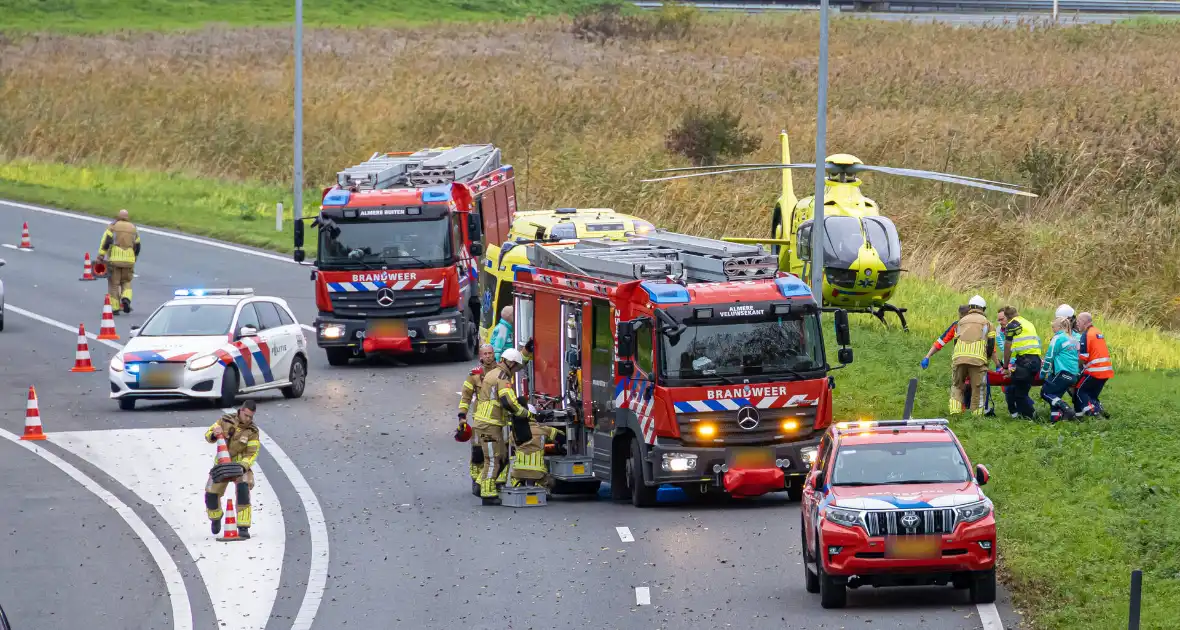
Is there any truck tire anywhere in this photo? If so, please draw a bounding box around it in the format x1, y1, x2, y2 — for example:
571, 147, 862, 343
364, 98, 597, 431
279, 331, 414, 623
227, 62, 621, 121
817, 540, 847, 608
325, 347, 351, 366
628, 438, 657, 507
787, 478, 804, 502
970, 569, 997, 604
802, 513, 819, 593
447, 311, 477, 362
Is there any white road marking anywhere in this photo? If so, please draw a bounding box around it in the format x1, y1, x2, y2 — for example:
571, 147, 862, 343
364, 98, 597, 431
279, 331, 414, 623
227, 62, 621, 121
616, 526, 634, 542
5, 303, 123, 349
1, 199, 296, 264
978, 602, 1004, 629
51, 428, 285, 630
0, 428, 194, 630
3, 243, 32, 251
634, 586, 651, 606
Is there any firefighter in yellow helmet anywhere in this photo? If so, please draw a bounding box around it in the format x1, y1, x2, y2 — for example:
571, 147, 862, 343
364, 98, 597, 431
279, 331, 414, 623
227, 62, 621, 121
97, 209, 141, 314
472, 348, 533, 505
949, 295, 995, 415
204, 400, 261, 538
458, 343, 497, 489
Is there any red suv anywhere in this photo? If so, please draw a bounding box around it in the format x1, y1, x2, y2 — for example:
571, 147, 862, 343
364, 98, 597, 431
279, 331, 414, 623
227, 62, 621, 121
800, 419, 996, 608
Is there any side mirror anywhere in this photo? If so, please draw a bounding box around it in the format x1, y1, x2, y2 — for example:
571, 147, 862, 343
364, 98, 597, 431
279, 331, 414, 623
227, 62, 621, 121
810, 471, 823, 492
616, 359, 634, 378
293, 220, 305, 248
129, 325, 142, 338
838, 347, 854, 365
616, 321, 635, 357
834, 309, 851, 347
238, 326, 258, 338
470, 242, 484, 257
294, 248, 306, 263
975, 464, 990, 486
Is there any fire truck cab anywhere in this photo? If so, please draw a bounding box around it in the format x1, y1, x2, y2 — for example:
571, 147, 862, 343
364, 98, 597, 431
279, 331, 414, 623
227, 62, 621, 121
293, 145, 516, 366
499, 230, 854, 506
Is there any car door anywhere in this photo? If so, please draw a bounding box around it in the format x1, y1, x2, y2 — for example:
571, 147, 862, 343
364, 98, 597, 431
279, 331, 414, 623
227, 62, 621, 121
274, 300, 308, 363
230, 302, 268, 389
251, 300, 292, 386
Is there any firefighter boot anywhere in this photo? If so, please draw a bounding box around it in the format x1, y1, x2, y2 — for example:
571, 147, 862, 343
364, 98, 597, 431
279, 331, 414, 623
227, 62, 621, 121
236, 483, 252, 539
478, 477, 501, 505
948, 398, 964, 415
121, 297, 132, 314
206, 491, 223, 534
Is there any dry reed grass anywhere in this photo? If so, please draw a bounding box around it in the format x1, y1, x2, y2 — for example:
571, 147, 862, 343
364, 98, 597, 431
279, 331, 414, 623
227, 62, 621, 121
2, 14, 1180, 328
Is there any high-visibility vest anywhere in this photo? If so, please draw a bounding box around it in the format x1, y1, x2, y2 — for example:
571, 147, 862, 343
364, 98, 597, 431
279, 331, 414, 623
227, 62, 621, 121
1080, 326, 1114, 379
1009, 316, 1041, 357
952, 312, 990, 365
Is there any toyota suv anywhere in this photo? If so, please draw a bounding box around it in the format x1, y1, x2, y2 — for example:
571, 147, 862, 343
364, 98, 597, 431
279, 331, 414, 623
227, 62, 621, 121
800, 419, 996, 608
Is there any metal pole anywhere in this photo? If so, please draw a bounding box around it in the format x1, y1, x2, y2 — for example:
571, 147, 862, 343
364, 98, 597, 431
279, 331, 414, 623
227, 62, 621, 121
276, 202, 284, 231
1053, 0, 1059, 20
293, 0, 304, 225
1128, 569, 1142, 630
810, 0, 830, 307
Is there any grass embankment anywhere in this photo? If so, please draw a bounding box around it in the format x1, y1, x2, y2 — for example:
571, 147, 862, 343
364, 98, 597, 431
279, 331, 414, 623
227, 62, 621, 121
0, 0, 610, 33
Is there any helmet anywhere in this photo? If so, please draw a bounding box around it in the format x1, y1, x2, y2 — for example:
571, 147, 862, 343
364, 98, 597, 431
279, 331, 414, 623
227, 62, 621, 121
1055, 304, 1075, 319
968, 295, 986, 309
501, 348, 525, 365
453, 422, 473, 442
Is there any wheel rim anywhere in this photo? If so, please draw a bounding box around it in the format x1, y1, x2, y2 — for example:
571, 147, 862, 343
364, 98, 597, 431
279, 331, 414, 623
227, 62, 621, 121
291, 360, 306, 393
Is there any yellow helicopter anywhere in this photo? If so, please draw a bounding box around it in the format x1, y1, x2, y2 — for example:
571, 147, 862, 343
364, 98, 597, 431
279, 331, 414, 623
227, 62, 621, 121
641, 130, 1037, 331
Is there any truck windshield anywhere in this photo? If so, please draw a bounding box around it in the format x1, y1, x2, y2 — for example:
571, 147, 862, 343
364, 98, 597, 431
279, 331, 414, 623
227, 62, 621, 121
318, 216, 451, 268
660, 314, 825, 382
830, 442, 971, 486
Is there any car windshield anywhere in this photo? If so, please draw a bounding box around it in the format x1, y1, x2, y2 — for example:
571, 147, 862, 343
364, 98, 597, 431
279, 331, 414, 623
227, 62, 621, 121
139, 304, 236, 337
319, 215, 451, 267
660, 314, 825, 381
830, 441, 972, 486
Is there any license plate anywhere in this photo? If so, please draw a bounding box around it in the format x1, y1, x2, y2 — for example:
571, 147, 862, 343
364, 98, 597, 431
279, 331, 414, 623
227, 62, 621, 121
884, 535, 941, 559
573, 464, 585, 475
366, 319, 407, 338
728, 447, 775, 469
140, 365, 179, 388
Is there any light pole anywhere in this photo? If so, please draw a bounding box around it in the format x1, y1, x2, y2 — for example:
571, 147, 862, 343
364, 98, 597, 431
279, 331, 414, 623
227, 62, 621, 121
809, 0, 831, 307
293, 0, 304, 228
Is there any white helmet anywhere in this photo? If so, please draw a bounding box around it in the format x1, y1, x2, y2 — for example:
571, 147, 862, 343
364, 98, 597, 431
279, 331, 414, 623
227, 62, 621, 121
968, 295, 986, 309
1055, 304, 1075, 319
501, 348, 525, 365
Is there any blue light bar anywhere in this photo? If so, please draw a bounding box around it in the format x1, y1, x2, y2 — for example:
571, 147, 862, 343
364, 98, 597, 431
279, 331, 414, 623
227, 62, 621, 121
174, 288, 254, 297
421, 186, 452, 203
775, 276, 812, 298
640, 281, 690, 304
322, 190, 351, 206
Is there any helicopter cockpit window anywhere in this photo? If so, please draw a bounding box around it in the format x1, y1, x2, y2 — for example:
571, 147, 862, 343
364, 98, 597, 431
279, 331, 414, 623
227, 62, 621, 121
822, 216, 864, 267
862, 216, 902, 269
796, 222, 813, 261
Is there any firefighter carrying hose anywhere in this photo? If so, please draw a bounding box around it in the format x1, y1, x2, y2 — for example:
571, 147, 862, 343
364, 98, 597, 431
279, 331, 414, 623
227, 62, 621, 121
472, 348, 533, 505
456, 343, 497, 485
204, 400, 261, 539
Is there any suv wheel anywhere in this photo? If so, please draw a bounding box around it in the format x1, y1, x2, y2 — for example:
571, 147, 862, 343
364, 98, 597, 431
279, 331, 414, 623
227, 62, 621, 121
118, 397, 136, 411
281, 356, 307, 399
216, 366, 239, 408
802, 513, 819, 593
817, 540, 847, 608
969, 569, 997, 604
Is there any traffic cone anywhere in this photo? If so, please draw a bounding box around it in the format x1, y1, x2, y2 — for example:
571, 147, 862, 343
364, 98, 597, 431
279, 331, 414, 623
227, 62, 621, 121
217, 498, 241, 541
97, 295, 119, 340
21, 386, 47, 441
80, 253, 96, 281
18, 222, 32, 250
215, 436, 232, 464
70, 324, 98, 372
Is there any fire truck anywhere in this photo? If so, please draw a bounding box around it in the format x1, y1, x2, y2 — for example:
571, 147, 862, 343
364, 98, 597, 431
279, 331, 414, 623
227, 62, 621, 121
293, 145, 517, 366
496, 230, 854, 507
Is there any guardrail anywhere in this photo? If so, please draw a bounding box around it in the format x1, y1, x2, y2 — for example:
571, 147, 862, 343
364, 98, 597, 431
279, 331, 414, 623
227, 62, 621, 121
632, 0, 1180, 13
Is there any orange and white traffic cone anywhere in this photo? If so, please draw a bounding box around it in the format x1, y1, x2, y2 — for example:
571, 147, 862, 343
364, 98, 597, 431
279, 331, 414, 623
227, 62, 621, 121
70, 324, 98, 373
97, 295, 119, 340
215, 436, 232, 464
80, 253, 96, 281
21, 386, 47, 441
18, 222, 32, 250
217, 498, 241, 541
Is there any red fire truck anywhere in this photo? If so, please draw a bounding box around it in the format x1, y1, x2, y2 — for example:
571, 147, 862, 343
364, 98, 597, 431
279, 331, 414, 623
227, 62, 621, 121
293, 145, 517, 366
496, 230, 854, 506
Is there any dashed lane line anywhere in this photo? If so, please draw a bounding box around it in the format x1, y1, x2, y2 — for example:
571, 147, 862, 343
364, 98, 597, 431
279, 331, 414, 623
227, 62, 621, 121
978, 602, 1004, 629
616, 526, 634, 542
6, 303, 123, 349
634, 586, 651, 606
0, 428, 194, 630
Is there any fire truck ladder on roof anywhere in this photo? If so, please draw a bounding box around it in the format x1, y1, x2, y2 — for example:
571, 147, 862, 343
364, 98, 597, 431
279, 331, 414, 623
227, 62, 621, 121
336, 144, 501, 190
527, 229, 779, 284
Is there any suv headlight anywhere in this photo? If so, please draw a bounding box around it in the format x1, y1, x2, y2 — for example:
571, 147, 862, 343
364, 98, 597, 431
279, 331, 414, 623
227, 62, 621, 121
955, 498, 993, 524
188, 354, 219, 371
824, 507, 862, 529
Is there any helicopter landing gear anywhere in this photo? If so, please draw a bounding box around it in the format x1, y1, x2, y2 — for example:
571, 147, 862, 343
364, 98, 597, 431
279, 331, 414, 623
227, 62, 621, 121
873, 304, 910, 332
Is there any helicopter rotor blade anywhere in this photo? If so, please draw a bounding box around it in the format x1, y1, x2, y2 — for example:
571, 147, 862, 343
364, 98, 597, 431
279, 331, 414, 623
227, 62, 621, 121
850, 164, 1031, 189
849, 164, 1038, 197
652, 162, 816, 173
642, 164, 818, 183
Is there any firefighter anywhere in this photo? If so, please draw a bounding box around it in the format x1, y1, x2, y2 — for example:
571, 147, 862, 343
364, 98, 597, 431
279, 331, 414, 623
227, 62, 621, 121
1039, 317, 1081, 422
998, 305, 1042, 419
489, 305, 514, 360
204, 400, 261, 538
1075, 312, 1113, 417
508, 415, 564, 491
97, 209, 141, 314
921, 305, 973, 411
948, 296, 993, 415
458, 343, 497, 484
472, 348, 533, 505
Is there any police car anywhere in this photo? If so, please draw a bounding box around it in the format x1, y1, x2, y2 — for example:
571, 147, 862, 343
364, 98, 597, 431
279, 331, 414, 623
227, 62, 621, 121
109, 288, 309, 410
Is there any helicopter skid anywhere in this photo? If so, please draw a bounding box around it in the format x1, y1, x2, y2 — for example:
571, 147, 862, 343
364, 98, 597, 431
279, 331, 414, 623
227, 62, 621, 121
825, 304, 910, 332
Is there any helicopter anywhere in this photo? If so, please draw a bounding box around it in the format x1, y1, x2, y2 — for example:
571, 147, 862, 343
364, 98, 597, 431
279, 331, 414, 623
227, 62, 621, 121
641, 130, 1037, 332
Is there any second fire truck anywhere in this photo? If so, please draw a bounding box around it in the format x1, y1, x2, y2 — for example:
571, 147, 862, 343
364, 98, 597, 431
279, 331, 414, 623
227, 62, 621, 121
495, 230, 854, 506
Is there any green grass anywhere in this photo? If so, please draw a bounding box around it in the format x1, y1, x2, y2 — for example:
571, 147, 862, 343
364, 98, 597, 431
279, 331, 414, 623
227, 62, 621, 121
3, 158, 1180, 629
0, 0, 612, 33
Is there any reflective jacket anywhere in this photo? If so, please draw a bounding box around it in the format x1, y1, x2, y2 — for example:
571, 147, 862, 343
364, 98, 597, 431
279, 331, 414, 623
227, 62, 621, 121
1040, 330, 1081, 379
473, 363, 530, 427
952, 311, 993, 367
1079, 325, 1113, 379
1005, 316, 1042, 358
204, 413, 261, 469
458, 360, 497, 414
99, 220, 141, 266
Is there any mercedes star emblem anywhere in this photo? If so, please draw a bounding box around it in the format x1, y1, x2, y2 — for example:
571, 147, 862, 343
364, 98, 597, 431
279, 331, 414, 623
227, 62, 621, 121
376, 287, 395, 307
901, 511, 920, 529
736, 406, 760, 430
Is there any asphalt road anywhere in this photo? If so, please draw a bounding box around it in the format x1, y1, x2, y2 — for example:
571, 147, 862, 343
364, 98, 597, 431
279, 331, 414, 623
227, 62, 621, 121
0, 198, 1024, 629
